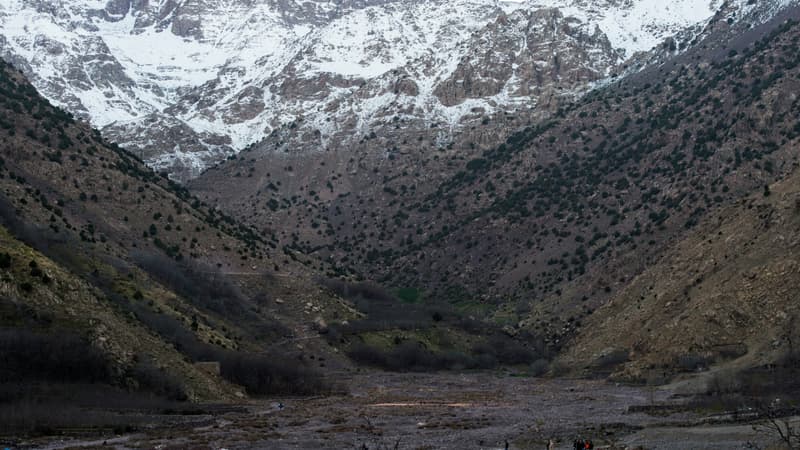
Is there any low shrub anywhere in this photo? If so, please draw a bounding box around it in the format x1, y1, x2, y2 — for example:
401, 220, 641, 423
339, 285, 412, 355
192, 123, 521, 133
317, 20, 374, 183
219, 352, 331, 396
0, 329, 112, 384
347, 337, 543, 372
130, 251, 248, 318
127, 358, 188, 401
676, 353, 712, 372
529, 358, 550, 377
472, 335, 537, 366
319, 278, 396, 303
592, 348, 630, 370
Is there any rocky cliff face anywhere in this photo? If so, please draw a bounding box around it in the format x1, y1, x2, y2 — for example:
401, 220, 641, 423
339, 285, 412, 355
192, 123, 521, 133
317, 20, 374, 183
1, 0, 782, 181
434, 9, 616, 107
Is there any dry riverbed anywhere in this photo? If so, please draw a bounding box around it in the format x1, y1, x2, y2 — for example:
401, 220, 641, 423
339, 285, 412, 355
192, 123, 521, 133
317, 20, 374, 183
11, 371, 784, 449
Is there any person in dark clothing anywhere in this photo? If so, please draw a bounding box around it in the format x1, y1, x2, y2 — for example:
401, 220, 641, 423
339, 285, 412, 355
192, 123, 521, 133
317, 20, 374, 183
574, 440, 584, 450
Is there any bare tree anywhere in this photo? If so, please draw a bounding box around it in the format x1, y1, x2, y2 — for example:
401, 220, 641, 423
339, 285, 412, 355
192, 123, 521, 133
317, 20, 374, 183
749, 400, 800, 449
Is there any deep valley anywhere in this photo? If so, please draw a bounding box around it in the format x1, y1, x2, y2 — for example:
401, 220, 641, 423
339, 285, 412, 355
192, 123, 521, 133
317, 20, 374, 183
1, 0, 800, 448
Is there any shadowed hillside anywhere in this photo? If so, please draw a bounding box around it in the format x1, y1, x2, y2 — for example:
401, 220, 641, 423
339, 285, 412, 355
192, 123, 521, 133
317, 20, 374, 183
0, 58, 363, 435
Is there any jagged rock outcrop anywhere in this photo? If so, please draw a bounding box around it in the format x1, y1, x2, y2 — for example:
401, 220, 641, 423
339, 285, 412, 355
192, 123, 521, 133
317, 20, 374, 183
434, 9, 616, 106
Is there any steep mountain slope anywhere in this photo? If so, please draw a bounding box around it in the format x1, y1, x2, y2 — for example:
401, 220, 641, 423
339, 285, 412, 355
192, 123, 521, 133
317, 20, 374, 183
0, 0, 780, 179
193, 7, 800, 352
0, 58, 359, 409
562, 164, 800, 380
0, 226, 241, 402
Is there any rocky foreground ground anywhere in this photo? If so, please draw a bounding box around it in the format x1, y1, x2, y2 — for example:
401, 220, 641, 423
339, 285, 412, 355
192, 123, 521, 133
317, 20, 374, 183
14, 371, 792, 450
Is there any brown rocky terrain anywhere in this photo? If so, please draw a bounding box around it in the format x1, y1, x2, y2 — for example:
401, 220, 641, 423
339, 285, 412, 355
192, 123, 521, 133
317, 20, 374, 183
561, 158, 800, 380
192, 8, 800, 359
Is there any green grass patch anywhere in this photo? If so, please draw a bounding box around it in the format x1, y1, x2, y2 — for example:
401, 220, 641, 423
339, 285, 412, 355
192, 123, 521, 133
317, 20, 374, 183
395, 287, 421, 303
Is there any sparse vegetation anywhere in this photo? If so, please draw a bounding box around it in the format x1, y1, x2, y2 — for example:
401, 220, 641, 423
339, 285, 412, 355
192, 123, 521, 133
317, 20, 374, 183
219, 352, 331, 396
1, 8, 800, 447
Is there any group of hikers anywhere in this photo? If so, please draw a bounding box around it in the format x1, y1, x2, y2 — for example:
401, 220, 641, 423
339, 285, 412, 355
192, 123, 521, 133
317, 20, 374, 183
544, 438, 595, 449
573, 439, 594, 449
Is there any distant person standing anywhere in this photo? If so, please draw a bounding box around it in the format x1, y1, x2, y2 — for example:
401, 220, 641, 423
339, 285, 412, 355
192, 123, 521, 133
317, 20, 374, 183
548, 439, 555, 450
574, 440, 584, 450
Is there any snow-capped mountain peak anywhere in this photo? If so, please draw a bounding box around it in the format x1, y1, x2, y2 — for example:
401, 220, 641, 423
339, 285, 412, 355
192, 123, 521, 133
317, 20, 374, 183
0, 0, 792, 179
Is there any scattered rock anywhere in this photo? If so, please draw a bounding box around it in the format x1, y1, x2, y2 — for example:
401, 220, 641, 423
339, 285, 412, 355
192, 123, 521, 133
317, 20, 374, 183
314, 316, 328, 333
